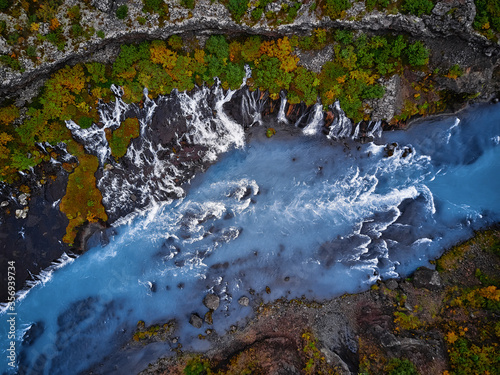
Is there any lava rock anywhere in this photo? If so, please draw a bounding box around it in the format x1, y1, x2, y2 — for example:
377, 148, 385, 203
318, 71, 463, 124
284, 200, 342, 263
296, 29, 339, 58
412, 267, 442, 290
189, 313, 203, 329
203, 293, 220, 311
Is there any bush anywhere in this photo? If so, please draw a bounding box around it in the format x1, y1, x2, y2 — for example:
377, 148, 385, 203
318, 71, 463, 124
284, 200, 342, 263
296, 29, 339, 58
251, 7, 263, 20
143, 0, 165, 15
0, 0, 9, 11
168, 35, 183, 50
205, 35, 229, 60
385, 358, 419, 375
71, 24, 84, 37
324, 0, 351, 19
78, 116, 94, 129
334, 29, 353, 45
227, 0, 248, 22
405, 41, 429, 66
180, 0, 195, 9
116, 5, 128, 19
26, 45, 37, 58
97, 30, 105, 38
401, 0, 435, 17
474, 0, 500, 34
0, 55, 21, 70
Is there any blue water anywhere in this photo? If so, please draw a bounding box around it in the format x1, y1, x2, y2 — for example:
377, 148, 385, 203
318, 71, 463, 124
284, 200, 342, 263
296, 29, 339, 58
2, 103, 500, 374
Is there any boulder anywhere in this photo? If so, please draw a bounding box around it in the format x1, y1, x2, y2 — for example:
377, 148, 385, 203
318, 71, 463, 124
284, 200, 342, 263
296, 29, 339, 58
189, 313, 203, 329
385, 279, 399, 291
238, 296, 250, 306
203, 293, 220, 311
412, 267, 442, 290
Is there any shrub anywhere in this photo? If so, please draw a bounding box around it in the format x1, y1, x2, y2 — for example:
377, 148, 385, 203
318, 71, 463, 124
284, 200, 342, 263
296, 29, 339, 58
324, 0, 351, 19
116, 5, 128, 19
180, 0, 195, 9
401, 0, 435, 17
97, 30, 105, 38
385, 358, 419, 375
143, 0, 165, 15
0, 0, 9, 11
205, 35, 229, 60
168, 35, 183, 50
67, 5, 81, 20
26, 45, 37, 58
405, 41, 429, 66
446, 64, 463, 79
227, 0, 248, 22
334, 29, 353, 45
251, 7, 263, 20
474, 0, 500, 34
78, 116, 94, 129
71, 24, 84, 37
0, 55, 21, 70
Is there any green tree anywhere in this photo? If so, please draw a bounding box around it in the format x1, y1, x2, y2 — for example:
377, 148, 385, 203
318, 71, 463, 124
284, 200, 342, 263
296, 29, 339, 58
116, 5, 128, 19
324, 0, 351, 19
401, 0, 435, 17
405, 41, 429, 66
205, 35, 229, 60
227, 0, 248, 21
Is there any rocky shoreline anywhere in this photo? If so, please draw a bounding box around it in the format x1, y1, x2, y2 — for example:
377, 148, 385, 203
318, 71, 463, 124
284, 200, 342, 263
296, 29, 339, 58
136, 227, 500, 374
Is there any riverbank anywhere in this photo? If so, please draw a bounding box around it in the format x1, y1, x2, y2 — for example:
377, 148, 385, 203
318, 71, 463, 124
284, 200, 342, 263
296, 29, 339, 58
138, 226, 500, 374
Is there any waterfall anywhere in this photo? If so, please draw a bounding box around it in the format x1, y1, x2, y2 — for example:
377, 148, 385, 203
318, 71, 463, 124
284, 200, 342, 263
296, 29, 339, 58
277, 91, 289, 124
302, 103, 324, 135
327, 100, 352, 140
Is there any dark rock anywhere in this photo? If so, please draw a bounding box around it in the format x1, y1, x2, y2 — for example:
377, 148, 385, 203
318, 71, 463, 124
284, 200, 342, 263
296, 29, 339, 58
371, 325, 400, 348
385, 279, 399, 290
412, 267, 443, 290
203, 293, 220, 311
91, 0, 115, 13
189, 313, 203, 329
